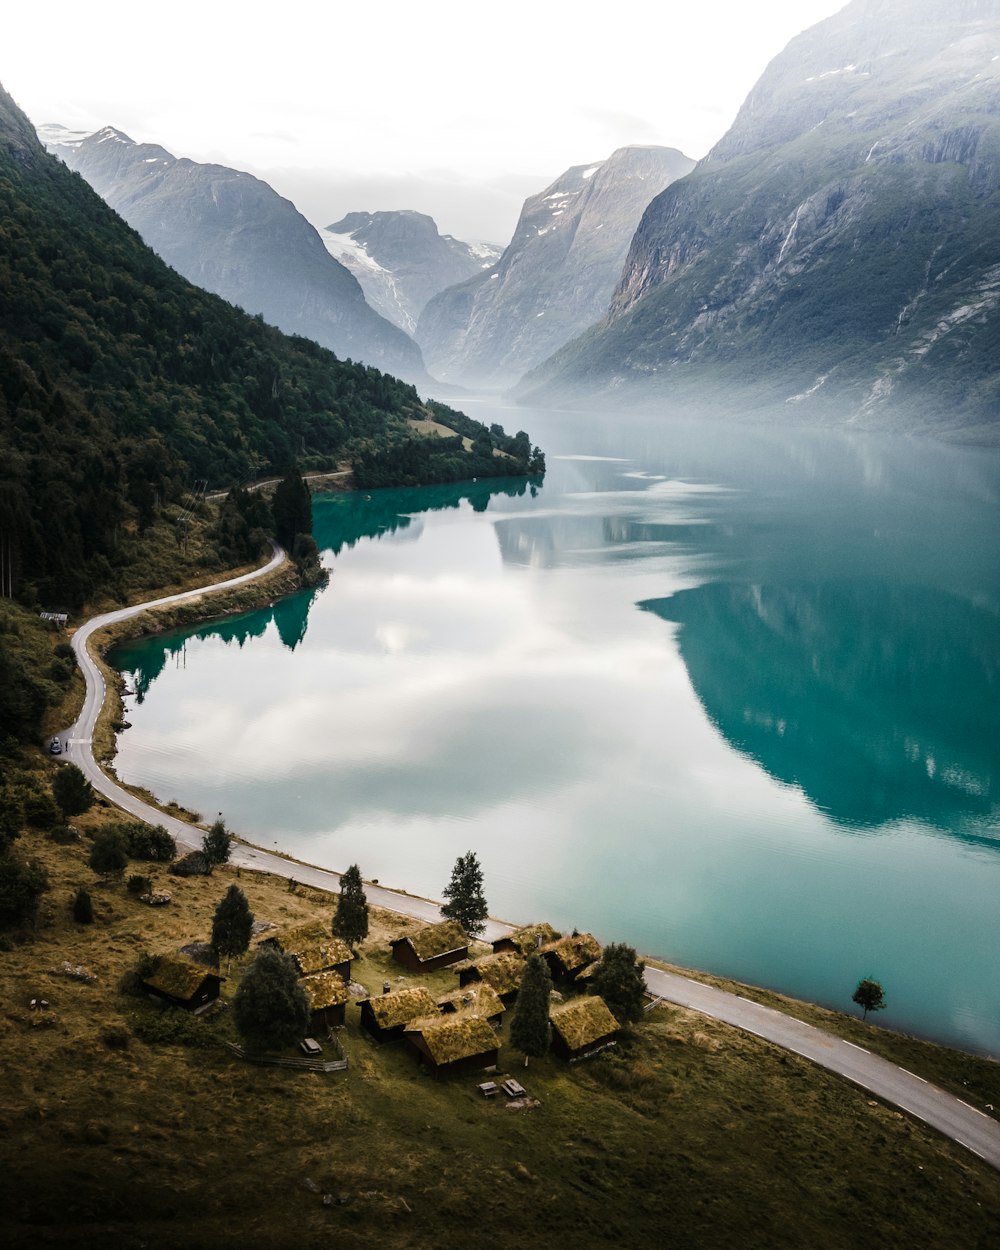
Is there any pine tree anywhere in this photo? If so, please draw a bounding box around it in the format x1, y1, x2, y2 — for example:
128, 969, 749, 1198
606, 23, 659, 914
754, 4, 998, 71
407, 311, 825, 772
510, 953, 552, 1067
232, 947, 311, 1054
332, 863, 369, 950
440, 850, 488, 939
202, 816, 232, 867
211, 883, 255, 972
271, 464, 312, 551
72, 886, 93, 924
590, 942, 647, 1025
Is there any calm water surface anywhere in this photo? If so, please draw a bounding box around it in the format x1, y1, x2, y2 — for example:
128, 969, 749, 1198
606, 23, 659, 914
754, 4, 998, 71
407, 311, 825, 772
111, 407, 1000, 1054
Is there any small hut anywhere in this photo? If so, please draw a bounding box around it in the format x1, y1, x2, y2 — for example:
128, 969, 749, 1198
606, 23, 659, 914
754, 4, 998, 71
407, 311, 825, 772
458, 950, 525, 1002
541, 933, 603, 984
390, 920, 469, 973
141, 955, 224, 1013
550, 995, 620, 1062
359, 986, 440, 1043
301, 969, 350, 1033
260, 921, 352, 981
436, 982, 505, 1028
492, 922, 559, 957
404, 1014, 501, 1076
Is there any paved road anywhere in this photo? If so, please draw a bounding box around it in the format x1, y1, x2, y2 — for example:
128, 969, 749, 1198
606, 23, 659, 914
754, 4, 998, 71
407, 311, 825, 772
59, 552, 1000, 1173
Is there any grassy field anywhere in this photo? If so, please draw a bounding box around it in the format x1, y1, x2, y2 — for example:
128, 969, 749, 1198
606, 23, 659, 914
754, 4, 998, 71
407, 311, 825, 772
1, 793, 999, 1250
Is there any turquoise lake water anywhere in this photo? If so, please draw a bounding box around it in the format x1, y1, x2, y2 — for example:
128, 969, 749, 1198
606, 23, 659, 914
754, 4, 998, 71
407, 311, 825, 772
110, 406, 1000, 1054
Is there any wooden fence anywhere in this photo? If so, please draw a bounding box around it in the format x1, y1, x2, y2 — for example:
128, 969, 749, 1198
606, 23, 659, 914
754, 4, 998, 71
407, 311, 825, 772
226, 1037, 347, 1073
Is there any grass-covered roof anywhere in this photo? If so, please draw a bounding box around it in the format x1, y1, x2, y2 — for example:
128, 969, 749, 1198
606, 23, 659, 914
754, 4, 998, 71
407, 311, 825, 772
392, 919, 468, 962
550, 995, 620, 1051
142, 955, 222, 1000
497, 922, 560, 956
404, 1014, 500, 1066
366, 986, 440, 1030
437, 983, 505, 1020
542, 933, 603, 975
301, 970, 350, 1011
261, 921, 352, 977
465, 951, 526, 996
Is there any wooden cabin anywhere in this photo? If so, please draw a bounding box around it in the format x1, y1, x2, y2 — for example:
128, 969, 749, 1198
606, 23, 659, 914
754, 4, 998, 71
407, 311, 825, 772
301, 969, 349, 1033
458, 950, 525, 1002
404, 1014, 501, 1076
358, 986, 440, 1043
550, 995, 620, 1062
491, 922, 559, 957
390, 920, 469, 973
541, 933, 603, 984
141, 955, 224, 1013
436, 982, 505, 1028
259, 921, 352, 982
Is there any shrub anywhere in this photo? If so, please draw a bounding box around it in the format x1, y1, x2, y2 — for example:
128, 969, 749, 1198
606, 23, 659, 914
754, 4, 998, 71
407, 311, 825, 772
53, 764, 94, 817
24, 791, 61, 830
88, 828, 128, 879
112, 821, 176, 862
126, 873, 152, 896
72, 886, 94, 924
0, 851, 49, 928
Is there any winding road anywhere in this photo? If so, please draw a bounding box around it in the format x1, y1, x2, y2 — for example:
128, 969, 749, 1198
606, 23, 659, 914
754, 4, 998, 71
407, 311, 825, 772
60, 548, 1000, 1173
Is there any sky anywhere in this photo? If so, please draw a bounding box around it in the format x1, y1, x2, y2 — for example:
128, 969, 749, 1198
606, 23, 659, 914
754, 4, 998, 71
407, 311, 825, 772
5, 0, 847, 243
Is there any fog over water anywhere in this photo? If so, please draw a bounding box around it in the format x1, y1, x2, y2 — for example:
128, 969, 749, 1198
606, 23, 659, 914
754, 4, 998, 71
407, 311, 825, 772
111, 406, 1000, 1054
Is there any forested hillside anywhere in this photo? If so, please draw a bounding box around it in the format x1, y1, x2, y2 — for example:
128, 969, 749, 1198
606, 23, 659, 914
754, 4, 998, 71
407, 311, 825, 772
0, 84, 537, 609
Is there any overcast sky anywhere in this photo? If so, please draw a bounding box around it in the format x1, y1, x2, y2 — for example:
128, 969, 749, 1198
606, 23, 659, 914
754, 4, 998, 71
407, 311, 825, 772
6, 0, 846, 242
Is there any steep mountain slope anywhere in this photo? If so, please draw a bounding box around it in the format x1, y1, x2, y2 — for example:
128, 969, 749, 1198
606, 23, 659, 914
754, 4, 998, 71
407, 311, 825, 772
40, 126, 426, 382
0, 86, 536, 607
320, 210, 500, 333
521, 0, 1000, 441
415, 146, 695, 390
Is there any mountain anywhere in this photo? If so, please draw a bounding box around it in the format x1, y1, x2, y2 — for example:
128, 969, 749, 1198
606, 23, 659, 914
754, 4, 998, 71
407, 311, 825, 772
414, 146, 695, 390
39, 125, 427, 383
520, 0, 1000, 442
0, 86, 537, 607
320, 211, 500, 334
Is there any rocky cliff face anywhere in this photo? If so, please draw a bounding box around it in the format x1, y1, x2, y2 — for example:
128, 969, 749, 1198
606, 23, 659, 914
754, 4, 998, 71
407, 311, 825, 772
320, 210, 499, 334
414, 146, 695, 390
521, 0, 1000, 441
40, 126, 427, 382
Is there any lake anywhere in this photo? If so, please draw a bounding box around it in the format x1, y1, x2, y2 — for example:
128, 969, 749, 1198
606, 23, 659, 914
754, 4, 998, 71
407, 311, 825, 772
110, 405, 1000, 1055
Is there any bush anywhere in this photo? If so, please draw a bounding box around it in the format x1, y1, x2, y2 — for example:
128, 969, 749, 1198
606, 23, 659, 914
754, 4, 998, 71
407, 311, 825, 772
111, 821, 176, 862
53, 764, 94, 817
72, 886, 94, 923
101, 1025, 130, 1050
0, 851, 49, 928
89, 828, 128, 878
126, 873, 152, 896
118, 952, 161, 998
24, 790, 61, 830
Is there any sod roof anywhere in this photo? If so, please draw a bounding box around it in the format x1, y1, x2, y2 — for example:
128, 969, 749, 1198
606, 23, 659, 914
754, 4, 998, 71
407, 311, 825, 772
260, 921, 353, 977
301, 970, 350, 1011
550, 995, 621, 1050
404, 1014, 500, 1066
496, 922, 560, 956
542, 932, 603, 975
391, 919, 468, 962
437, 982, 505, 1020
464, 951, 525, 996
142, 955, 223, 1000
365, 986, 440, 1030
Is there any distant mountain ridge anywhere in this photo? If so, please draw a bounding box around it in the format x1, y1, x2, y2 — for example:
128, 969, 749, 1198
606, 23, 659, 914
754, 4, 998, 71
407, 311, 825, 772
520, 0, 1000, 441
320, 210, 500, 334
39, 125, 427, 383
415, 145, 695, 390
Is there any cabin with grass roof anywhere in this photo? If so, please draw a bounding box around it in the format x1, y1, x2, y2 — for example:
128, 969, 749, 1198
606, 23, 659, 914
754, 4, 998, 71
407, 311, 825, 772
404, 1013, 501, 1075
541, 932, 603, 984
390, 919, 469, 973
550, 995, 620, 1062
492, 922, 559, 957
458, 950, 525, 1002
436, 982, 505, 1028
301, 969, 350, 1033
141, 955, 225, 1013
259, 921, 352, 981
359, 986, 440, 1043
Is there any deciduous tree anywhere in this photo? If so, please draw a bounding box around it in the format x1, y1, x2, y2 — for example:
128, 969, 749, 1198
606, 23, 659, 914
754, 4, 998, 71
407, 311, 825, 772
332, 863, 369, 950
211, 883, 254, 972
232, 947, 310, 1054
441, 850, 488, 939
53, 763, 93, 816
852, 977, 886, 1020
202, 816, 232, 867
590, 942, 647, 1026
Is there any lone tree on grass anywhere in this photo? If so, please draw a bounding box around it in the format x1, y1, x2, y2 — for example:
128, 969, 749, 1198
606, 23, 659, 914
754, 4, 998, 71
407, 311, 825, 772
332, 864, 369, 950
211, 884, 255, 973
590, 942, 647, 1026
441, 850, 488, 939
88, 828, 128, 879
232, 947, 310, 1054
53, 764, 93, 817
202, 816, 232, 868
852, 977, 886, 1021
510, 953, 552, 1067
